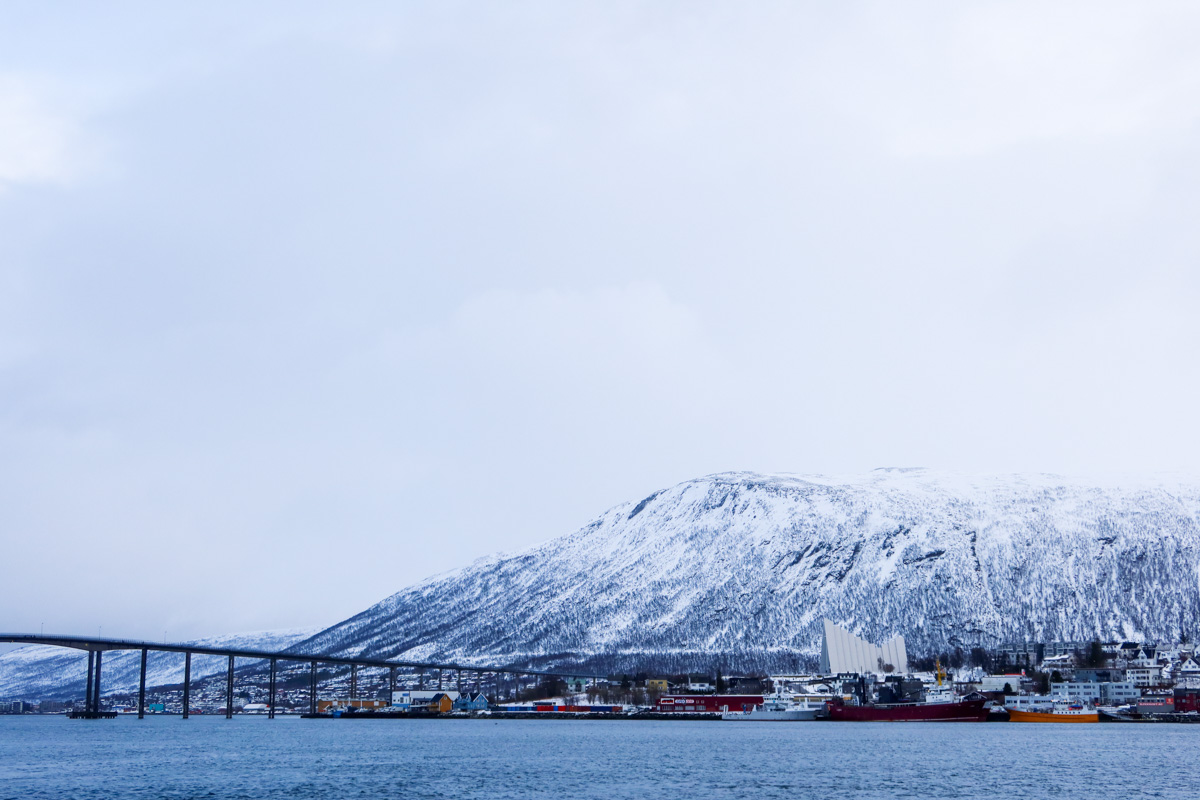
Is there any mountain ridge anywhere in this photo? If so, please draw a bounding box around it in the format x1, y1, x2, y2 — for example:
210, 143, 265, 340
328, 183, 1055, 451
5, 469, 1200, 696
281, 469, 1200, 672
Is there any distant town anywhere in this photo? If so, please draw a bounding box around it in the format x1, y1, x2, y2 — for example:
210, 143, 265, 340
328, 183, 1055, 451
5, 622, 1198, 722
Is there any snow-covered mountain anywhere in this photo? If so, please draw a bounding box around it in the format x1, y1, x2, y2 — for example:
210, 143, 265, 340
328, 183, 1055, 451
282, 470, 1200, 673
0, 628, 320, 700
7, 470, 1200, 696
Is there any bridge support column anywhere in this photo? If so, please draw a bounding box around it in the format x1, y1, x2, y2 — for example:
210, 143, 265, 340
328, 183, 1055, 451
182, 652, 191, 719
456, 668, 461, 693
225, 655, 234, 719
268, 658, 277, 719
93, 651, 103, 713
309, 661, 317, 715
350, 664, 357, 699
389, 667, 396, 696
137, 648, 147, 719
85, 651, 95, 714
438, 668, 443, 690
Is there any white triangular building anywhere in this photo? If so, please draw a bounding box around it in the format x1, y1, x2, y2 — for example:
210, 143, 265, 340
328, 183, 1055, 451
819, 619, 908, 675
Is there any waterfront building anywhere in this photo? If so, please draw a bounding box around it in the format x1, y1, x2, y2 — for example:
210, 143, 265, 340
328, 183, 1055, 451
1137, 695, 1175, 714
1174, 688, 1200, 712
1049, 681, 1139, 705
317, 698, 389, 713
426, 693, 455, 713
656, 694, 762, 713
452, 693, 490, 711
391, 690, 461, 710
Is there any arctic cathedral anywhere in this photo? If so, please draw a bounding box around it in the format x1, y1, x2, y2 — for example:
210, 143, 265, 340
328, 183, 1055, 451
819, 619, 909, 675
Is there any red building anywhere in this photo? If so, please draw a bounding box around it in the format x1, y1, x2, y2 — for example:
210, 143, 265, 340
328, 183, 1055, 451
1174, 689, 1200, 713
657, 695, 763, 713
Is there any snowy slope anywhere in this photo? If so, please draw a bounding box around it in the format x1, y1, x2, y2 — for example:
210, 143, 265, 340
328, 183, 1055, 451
283, 470, 1200, 671
0, 628, 320, 700
8, 469, 1200, 695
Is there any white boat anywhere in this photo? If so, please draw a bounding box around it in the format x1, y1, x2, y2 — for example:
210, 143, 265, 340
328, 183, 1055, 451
721, 697, 827, 721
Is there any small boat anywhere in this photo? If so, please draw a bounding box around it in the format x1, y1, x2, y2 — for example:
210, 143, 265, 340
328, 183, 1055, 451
721, 697, 827, 721
1006, 703, 1098, 723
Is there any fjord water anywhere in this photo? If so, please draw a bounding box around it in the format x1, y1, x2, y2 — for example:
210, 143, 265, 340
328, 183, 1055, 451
1, 716, 1195, 799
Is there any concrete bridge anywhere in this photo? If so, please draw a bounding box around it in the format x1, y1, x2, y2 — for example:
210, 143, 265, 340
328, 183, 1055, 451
0, 633, 605, 719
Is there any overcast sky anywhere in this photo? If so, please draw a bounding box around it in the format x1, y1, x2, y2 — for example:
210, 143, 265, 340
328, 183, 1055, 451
3, 1, 1199, 645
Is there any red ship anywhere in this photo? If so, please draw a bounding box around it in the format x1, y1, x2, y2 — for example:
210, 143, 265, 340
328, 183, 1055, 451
827, 697, 989, 722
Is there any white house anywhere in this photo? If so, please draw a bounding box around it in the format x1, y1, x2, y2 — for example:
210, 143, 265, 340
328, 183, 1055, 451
1173, 658, 1200, 687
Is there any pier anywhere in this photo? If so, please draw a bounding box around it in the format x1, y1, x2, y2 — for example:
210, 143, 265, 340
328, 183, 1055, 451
0, 633, 604, 719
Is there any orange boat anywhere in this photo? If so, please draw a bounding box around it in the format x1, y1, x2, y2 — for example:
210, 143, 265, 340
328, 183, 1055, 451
1007, 704, 1098, 723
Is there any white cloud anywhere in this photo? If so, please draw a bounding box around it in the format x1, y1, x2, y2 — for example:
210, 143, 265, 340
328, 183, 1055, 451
827, 1, 1200, 157
0, 75, 83, 188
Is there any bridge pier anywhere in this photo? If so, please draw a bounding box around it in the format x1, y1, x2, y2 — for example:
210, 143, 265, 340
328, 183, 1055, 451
85, 651, 95, 713
268, 658, 277, 719
92, 650, 103, 712
225, 655, 234, 719
350, 664, 357, 699
182, 652, 191, 719
137, 648, 147, 719
456, 668, 461, 693
309, 661, 317, 715
438, 668, 443, 690
389, 666, 396, 696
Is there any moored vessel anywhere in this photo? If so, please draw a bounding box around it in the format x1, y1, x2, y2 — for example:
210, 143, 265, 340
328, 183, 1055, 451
1006, 703, 1098, 723
721, 697, 827, 721
825, 658, 988, 722
827, 697, 989, 722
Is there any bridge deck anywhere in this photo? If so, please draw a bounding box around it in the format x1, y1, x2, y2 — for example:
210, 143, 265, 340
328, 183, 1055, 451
0, 633, 605, 679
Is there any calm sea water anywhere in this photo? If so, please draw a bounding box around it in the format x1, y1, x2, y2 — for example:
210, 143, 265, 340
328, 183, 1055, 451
0, 715, 1196, 799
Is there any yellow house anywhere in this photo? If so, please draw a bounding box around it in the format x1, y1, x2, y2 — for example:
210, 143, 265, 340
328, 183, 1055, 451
647, 679, 670, 692
427, 693, 454, 713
